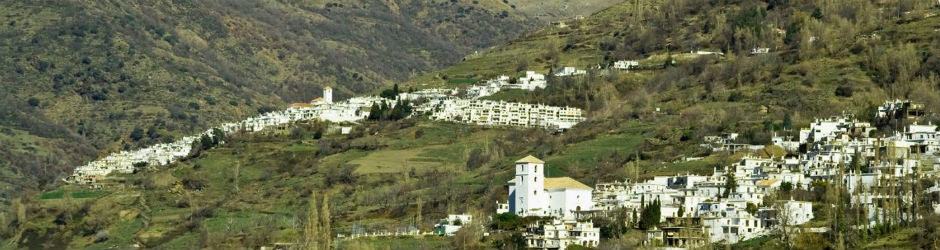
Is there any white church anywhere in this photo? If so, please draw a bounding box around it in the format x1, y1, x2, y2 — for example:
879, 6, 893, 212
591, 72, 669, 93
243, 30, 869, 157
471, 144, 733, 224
507, 156, 594, 219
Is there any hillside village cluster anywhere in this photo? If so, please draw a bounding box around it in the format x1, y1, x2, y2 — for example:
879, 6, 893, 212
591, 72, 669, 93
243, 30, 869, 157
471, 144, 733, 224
65, 67, 597, 184
452, 99, 939, 249
63, 61, 940, 249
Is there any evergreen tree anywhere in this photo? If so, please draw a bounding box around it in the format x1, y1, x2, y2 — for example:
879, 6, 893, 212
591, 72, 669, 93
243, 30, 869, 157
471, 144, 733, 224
811, 8, 823, 19
639, 199, 661, 230
199, 134, 213, 150
722, 171, 737, 198
367, 103, 382, 120
130, 127, 145, 141
211, 128, 224, 145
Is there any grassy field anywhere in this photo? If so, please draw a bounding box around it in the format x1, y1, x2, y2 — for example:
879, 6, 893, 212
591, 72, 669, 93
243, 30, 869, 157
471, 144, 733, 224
729, 235, 785, 250
350, 146, 461, 174
864, 228, 921, 249
40, 190, 65, 199
545, 132, 645, 177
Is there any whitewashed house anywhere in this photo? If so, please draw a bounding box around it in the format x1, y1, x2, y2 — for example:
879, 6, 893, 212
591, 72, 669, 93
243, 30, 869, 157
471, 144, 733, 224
507, 156, 594, 219
515, 71, 547, 90
554, 67, 586, 77
612, 60, 639, 70
777, 200, 814, 225
433, 214, 473, 236
525, 220, 601, 249
749, 48, 770, 55
699, 201, 766, 243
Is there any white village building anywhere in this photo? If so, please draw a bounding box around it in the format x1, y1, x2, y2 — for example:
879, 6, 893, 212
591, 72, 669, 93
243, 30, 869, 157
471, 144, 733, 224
428, 100, 585, 129
507, 156, 594, 219
554, 67, 586, 77
433, 214, 473, 236
67, 87, 379, 184
525, 220, 601, 250
513, 71, 547, 90
612, 60, 639, 70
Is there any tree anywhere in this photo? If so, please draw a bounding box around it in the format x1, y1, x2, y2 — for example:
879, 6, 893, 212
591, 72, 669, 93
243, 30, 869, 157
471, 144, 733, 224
303, 193, 320, 250
320, 194, 332, 249
133, 162, 148, 169
776, 201, 795, 249
452, 210, 483, 249
211, 128, 225, 145
722, 171, 737, 198
27, 97, 39, 107
746, 202, 758, 215
491, 213, 524, 230
291, 126, 308, 139
130, 127, 145, 141
380, 89, 398, 99
313, 129, 323, 140
367, 102, 383, 120
199, 134, 213, 150
638, 199, 661, 230
415, 197, 423, 230
466, 148, 489, 170
781, 182, 794, 193
146, 126, 160, 139
598, 207, 629, 238
233, 161, 240, 194
835, 85, 854, 97
811, 8, 823, 20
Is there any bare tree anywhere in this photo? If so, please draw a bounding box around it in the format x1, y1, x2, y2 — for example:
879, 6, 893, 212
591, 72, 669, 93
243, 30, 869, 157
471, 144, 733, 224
416, 197, 423, 231
775, 200, 794, 249
321, 194, 332, 250
234, 161, 240, 194
451, 209, 484, 250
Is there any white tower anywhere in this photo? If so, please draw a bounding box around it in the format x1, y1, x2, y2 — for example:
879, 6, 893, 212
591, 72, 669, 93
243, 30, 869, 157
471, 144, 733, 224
323, 86, 333, 104
514, 155, 546, 216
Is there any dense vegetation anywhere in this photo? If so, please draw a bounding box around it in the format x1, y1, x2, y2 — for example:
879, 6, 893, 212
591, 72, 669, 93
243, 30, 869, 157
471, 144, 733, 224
3, 0, 940, 249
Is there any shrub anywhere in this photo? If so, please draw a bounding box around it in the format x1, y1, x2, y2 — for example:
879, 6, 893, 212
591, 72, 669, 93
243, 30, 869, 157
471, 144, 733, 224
835, 85, 853, 97
27, 97, 39, 107
491, 213, 524, 230
130, 127, 144, 141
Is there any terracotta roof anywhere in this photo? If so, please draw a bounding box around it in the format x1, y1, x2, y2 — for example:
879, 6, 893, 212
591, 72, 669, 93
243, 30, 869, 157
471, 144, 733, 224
312, 97, 324, 102
291, 103, 314, 108
544, 177, 591, 190
516, 155, 544, 164
756, 179, 781, 187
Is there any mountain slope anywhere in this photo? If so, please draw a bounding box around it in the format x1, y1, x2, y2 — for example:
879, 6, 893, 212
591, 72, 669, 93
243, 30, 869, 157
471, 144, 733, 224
0, 0, 623, 200
5, 0, 940, 249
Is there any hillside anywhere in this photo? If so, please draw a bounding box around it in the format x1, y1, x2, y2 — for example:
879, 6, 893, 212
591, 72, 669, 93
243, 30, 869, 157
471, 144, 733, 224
4, 0, 940, 249
0, 0, 621, 208
409, 0, 940, 138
